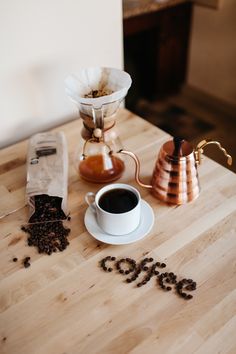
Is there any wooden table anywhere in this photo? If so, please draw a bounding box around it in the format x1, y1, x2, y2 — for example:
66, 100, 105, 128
1, 109, 236, 354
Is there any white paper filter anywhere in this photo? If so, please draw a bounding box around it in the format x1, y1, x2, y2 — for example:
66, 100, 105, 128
65, 67, 132, 117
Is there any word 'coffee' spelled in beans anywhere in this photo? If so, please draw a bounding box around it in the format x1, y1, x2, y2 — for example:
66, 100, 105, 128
100, 256, 197, 300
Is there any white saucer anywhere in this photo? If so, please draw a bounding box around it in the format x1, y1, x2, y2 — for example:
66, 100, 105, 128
84, 199, 154, 245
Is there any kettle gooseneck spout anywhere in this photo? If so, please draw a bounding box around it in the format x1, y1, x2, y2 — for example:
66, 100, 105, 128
119, 149, 152, 189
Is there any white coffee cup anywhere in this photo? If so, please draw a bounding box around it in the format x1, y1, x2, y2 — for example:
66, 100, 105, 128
85, 183, 141, 236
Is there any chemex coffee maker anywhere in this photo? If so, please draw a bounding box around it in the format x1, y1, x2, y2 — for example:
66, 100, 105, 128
65, 67, 132, 183
120, 137, 232, 205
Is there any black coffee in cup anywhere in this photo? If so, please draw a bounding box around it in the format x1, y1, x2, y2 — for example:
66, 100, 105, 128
98, 188, 138, 214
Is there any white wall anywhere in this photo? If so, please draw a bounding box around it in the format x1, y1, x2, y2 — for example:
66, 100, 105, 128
0, 0, 123, 147
188, 0, 236, 105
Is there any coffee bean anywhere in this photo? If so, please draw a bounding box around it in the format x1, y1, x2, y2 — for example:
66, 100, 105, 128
161, 263, 166, 268
108, 268, 112, 272
23, 257, 31, 268
111, 257, 116, 261
186, 285, 194, 291
13, 257, 18, 262
166, 286, 172, 291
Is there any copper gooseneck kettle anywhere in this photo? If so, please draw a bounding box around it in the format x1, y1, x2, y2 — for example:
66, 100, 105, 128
120, 137, 232, 205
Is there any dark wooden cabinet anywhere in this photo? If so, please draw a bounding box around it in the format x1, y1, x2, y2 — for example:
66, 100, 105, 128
123, 2, 192, 107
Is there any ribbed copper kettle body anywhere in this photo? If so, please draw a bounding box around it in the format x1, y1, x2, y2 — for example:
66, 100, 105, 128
151, 140, 200, 204
120, 138, 232, 205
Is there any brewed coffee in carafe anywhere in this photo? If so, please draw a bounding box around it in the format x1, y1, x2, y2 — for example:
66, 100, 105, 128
65, 67, 132, 183
79, 138, 125, 183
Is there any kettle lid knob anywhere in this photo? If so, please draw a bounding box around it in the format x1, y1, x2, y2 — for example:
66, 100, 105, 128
173, 137, 185, 157
161, 137, 193, 158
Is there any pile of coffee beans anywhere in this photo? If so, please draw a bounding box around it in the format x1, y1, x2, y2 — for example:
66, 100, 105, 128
22, 221, 70, 255
100, 256, 197, 300
21, 194, 71, 255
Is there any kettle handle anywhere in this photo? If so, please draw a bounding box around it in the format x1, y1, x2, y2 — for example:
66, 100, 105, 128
195, 139, 232, 166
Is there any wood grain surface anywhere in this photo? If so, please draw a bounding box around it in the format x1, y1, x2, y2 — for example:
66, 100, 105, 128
0, 108, 236, 354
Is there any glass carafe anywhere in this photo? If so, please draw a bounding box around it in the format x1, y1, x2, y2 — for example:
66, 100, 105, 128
79, 137, 125, 183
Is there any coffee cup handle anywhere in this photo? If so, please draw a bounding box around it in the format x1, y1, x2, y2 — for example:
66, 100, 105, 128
85, 192, 96, 214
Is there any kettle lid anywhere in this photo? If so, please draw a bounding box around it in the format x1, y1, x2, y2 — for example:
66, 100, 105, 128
162, 137, 193, 158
